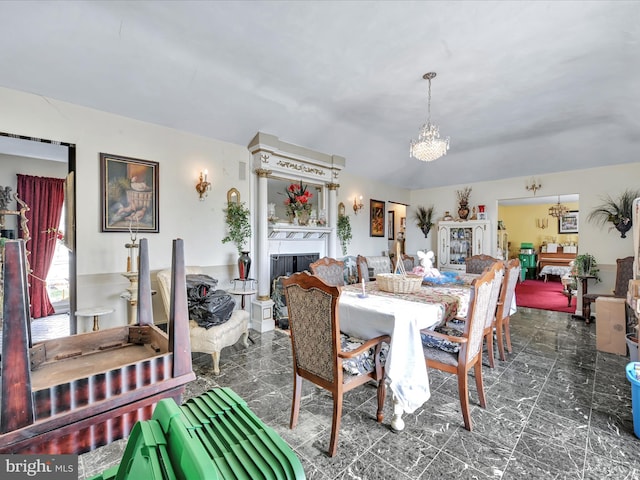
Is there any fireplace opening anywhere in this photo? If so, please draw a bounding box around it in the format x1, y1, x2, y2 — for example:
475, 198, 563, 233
270, 253, 320, 330
270, 253, 320, 288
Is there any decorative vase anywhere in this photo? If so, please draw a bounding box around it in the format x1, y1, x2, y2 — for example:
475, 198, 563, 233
297, 210, 310, 226
238, 251, 251, 280
614, 221, 632, 238
458, 203, 470, 220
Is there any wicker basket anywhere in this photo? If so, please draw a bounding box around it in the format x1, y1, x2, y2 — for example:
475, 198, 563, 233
376, 273, 423, 294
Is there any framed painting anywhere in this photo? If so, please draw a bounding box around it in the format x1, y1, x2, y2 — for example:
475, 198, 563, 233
400, 216, 406, 230
370, 199, 385, 237
100, 153, 159, 232
559, 210, 578, 234
388, 210, 395, 240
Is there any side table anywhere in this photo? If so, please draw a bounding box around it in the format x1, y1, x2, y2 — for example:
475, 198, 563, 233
227, 278, 257, 310
75, 306, 114, 332
571, 275, 597, 323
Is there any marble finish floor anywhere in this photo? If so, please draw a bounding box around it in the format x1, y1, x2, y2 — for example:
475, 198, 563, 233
79, 308, 639, 479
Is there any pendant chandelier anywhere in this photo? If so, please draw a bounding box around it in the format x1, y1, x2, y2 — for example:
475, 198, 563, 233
548, 195, 569, 218
410, 72, 450, 162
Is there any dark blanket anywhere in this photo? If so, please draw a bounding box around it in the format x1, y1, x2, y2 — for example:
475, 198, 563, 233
185, 274, 235, 329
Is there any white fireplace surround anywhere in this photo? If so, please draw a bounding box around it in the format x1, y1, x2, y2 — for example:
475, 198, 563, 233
247, 132, 345, 332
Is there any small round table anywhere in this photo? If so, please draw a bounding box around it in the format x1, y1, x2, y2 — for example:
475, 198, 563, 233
75, 307, 114, 332
227, 278, 257, 310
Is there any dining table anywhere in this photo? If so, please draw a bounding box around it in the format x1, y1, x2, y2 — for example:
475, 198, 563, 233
339, 277, 474, 431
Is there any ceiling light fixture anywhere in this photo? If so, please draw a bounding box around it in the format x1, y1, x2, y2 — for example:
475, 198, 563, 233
410, 72, 450, 162
548, 195, 569, 218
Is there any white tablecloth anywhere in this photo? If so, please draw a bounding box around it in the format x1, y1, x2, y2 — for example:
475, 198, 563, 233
538, 265, 572, 278
339, 291, 445, 413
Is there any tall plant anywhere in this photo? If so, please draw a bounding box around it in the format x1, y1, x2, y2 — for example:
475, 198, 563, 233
337, 214, 352, 255
414, 205, 435, 238
222, 202, 252, 253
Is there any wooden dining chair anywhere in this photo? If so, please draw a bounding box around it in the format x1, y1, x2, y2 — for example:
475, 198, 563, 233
309, 256, 345, 286
465, 254, 498, 274
481, 261, 504, 368
282, 272, 390, 457
422, 262, 504, 431
356, 255, 371, 283
443, 261, 504, 368
401, 254, 415, 272
495, 258, 520, 361
582, 256, 634, 322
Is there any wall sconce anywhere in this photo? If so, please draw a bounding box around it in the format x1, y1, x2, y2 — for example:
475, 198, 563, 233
526, 177, 542, 196
536, 218, 548, 229
195, 169, 211, 201
353, 195, 364, 214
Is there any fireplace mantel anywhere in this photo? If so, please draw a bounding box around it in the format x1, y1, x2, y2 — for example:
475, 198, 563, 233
268, 225, 331, 240
248, 132, 345, 332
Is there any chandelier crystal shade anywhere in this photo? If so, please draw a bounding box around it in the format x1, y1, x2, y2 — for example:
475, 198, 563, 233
410, 72, 450, 162
548, 196, 569, 218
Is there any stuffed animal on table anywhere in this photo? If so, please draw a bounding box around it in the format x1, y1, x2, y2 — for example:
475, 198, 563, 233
414, 250, 443, 278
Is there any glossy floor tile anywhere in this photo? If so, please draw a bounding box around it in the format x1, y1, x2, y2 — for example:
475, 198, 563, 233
73, 307, 639, 479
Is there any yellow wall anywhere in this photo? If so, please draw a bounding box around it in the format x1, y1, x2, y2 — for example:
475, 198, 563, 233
498, 202, 579, 258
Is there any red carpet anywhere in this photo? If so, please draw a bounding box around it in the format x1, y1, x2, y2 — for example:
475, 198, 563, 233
515, 279, 576, 313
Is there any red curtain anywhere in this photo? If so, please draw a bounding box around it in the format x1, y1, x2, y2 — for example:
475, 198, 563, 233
17, 174, 65, 319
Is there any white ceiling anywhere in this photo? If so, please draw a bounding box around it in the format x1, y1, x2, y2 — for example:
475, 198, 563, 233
0, 1, 638, 189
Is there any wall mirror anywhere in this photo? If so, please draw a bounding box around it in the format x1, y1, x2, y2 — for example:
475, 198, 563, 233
0, 132, 77, 333
266, 176, 325, 222
227, 187, 240, 205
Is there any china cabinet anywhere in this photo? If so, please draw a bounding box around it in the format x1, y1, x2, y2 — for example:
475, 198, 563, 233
437, 220, 491, 271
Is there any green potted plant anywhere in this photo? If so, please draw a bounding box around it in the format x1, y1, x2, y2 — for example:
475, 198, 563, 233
414, 205, 435, 238
587, 188, 640, 238
222, 201, 252, 279
337, 214, 352, 255
573, 253, 601, 282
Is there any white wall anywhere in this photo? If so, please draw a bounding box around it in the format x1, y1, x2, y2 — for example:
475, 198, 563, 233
407, 163, 640, 296
0, 86, 252, 330
333, 171, 410, 258
2, 84, 637, 326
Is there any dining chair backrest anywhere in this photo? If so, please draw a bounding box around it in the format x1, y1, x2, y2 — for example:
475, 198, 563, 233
462, 262, 503, 363
465, 254, 498, 274
310, 257, 345, 286
497, 258, 520, 322
283, 271, 340, 383
483, 261, 504, 330
401, 254, 415, 272
613, 256, 634, 297
356, 255, 370, 283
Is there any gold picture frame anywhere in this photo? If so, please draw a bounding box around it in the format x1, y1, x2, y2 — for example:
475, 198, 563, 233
370, 199, 385, 237
100, 153, 159, 233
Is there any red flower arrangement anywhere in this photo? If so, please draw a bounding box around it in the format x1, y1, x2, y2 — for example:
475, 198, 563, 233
283, 180, 313, 216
